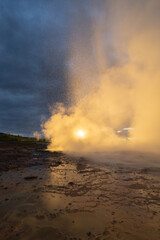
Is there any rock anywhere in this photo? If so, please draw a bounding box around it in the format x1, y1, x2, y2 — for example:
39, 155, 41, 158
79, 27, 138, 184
36, 215, 45, 220
87, 232, 91, 236
50, 160, 62, 167
24, 176, 38, 180
68, 182, 74, 186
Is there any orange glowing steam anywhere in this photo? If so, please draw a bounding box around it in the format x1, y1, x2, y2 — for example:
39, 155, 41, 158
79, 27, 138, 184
42, 1, 160, 153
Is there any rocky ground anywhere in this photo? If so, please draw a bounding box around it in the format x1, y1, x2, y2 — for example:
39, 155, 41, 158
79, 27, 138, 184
0, 141, 160, 240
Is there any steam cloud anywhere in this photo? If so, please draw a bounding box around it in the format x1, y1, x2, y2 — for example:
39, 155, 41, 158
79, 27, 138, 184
42, 0, 160, 152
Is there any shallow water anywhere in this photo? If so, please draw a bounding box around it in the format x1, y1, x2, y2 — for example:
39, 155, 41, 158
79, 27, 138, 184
0, 151, 160, 239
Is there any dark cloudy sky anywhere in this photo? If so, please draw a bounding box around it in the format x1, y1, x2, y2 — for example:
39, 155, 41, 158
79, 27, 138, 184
0, 0, 111, 136
0, 0, 75, 136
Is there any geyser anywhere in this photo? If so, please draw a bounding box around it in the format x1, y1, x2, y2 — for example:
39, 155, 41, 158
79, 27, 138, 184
42, 0, 160, 153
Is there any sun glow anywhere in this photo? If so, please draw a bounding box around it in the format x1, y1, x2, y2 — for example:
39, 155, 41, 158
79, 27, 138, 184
76, 129, 86, 139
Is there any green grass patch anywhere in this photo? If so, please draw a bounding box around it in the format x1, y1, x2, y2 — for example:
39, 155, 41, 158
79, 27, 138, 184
0, 133, 49, 143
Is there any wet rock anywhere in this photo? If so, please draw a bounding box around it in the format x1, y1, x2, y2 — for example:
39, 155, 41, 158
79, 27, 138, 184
24, 176, 38, 180
103, 230, 109, 235
68, 182, 74, 186
48, 213, 57, 219
153, 211, 157, 215
140, 168, 149, 174
128, 183, 147, 189
36, 215, 45, 220
52, 151, 64, 156
50, 160, 62, 167
87, 232, 91, 236
77, 163, 86, 171
112, 220, 117, 224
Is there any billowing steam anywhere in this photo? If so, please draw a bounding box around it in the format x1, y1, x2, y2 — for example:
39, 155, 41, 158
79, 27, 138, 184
42, 0, 160, 152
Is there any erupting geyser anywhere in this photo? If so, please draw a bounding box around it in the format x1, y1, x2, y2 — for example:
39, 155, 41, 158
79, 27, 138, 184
42, 1, 160, 153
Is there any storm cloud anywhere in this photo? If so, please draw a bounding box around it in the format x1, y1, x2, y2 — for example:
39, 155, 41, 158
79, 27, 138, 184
0, 0, 74, 135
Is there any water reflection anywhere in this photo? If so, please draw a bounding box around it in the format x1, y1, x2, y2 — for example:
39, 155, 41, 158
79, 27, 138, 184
1, 153, 160, 239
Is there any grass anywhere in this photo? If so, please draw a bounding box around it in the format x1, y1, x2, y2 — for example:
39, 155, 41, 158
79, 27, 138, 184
0, 133, 49, 143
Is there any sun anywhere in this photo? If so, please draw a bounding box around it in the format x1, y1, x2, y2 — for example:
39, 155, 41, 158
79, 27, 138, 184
76, 129, 86, 139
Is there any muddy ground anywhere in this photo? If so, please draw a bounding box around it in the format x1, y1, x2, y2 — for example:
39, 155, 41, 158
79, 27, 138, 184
0, 141, 160, 240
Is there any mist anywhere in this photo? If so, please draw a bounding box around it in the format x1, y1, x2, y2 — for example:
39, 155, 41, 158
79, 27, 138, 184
42, 0, 160, 153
